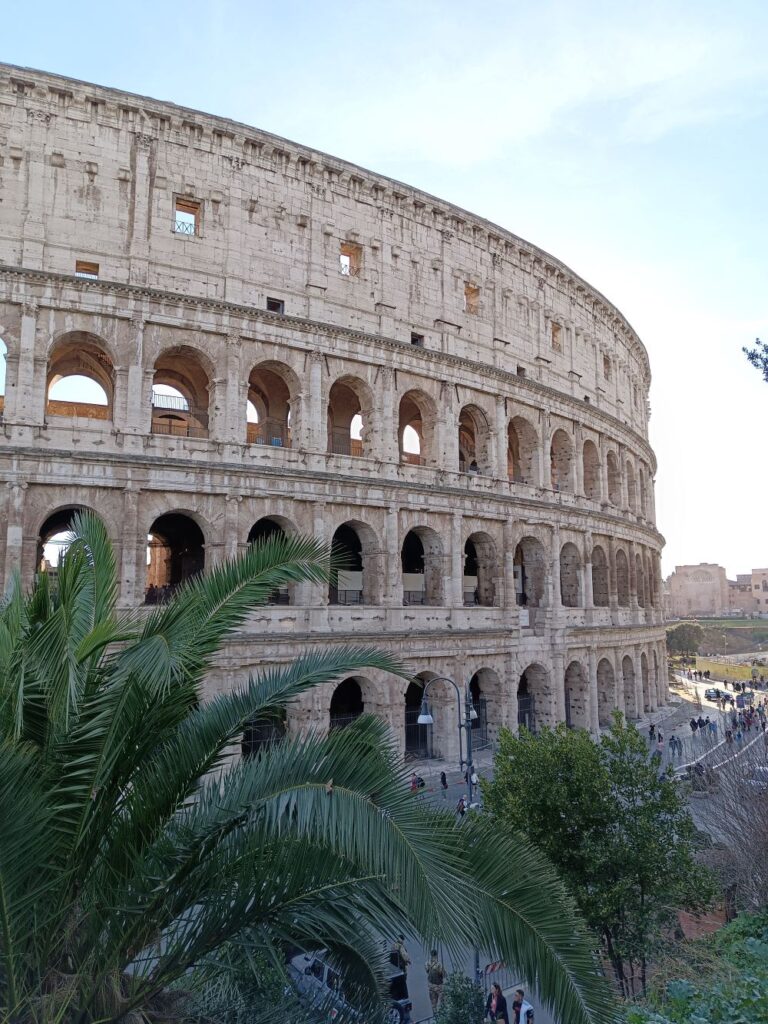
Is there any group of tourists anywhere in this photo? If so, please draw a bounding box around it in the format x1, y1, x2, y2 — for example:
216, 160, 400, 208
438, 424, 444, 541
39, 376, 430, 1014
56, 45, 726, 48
724, 702, 768, 748
391, 936, 534, 1021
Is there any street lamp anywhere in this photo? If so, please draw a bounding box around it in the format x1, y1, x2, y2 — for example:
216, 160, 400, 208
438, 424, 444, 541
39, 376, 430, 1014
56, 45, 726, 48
417, 674, 482, 985
416, 675, 479, 806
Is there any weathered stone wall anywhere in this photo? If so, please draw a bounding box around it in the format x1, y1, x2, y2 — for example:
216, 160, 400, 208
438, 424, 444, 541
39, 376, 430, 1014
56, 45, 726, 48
667, 564, 729, 619
0, 64, 666, 761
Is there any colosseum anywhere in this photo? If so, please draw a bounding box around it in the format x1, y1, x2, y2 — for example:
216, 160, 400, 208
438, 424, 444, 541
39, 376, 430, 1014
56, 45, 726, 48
0, 64, 667, 763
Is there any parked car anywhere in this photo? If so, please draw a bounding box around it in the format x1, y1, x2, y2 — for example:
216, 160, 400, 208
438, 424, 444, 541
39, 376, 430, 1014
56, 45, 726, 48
288, 950, 412, 1023
704, 687, 722, 700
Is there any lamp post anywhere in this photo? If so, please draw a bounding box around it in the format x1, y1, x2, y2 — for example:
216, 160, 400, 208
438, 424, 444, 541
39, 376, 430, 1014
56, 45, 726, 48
416, 675, 478, 805
416, 674, 482, 984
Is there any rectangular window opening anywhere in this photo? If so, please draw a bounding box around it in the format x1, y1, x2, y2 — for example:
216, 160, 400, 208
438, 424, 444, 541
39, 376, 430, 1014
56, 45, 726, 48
339, 241, 362, 277
551, 322, 563, 352
174, 197, 200, 236
464, 283, 480, 315
603, 354, 612, 380
516, 365, 526, 378
410, 332, 425, 347
266, 297, 285, 314
75, 260, 99, 279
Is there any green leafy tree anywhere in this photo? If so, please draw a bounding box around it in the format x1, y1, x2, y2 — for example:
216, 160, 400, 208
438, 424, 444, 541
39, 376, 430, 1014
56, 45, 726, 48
0, 512, 616, 1024
666, 622, 704, 656
483, 714, 714, 999
744, 337, 768, 383
435, 973, 485, 1024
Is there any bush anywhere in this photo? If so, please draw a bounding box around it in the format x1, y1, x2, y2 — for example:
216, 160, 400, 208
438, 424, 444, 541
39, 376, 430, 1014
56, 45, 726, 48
435, 973, 485, 1024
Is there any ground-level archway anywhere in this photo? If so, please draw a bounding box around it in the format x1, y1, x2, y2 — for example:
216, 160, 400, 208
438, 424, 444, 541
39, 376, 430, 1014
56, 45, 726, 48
622, 655, 638, 719
329, 677, 366, 730
518, 663, 552, 732
564, 661, 590, 729
597, 658, 615, 727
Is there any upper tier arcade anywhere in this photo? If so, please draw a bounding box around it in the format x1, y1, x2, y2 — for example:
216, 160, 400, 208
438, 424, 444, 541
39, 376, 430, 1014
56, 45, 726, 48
0, 64, 651, 437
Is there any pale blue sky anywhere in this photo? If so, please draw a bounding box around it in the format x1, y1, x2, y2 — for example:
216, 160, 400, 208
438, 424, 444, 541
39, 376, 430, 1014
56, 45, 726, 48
4, 0, 767, 577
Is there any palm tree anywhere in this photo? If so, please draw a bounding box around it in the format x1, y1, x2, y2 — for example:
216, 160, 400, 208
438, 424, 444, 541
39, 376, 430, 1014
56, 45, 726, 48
0, 512, 617, 1024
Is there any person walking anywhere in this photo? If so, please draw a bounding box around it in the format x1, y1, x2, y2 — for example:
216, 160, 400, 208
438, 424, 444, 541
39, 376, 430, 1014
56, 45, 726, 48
485, 982, 510, 1024
656, 733, 665, 758
456, 795, 467, 818
424, 949, 445, 1013
648, 723, 656, 743
389, 934, 411, 977
440, 770, 448, 799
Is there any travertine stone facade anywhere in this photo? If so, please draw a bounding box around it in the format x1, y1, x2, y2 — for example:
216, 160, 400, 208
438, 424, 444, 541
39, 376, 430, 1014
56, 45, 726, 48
0, 64, 667, 761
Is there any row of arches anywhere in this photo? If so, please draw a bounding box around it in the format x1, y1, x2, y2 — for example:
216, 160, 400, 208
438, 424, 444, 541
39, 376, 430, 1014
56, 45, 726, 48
36, 506, 661, 611
242, 650, 666, 761
3, 333, 653, 515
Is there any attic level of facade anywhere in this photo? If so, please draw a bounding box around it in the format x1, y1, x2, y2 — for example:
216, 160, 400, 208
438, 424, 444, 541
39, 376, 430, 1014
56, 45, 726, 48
0, 64, 649, 379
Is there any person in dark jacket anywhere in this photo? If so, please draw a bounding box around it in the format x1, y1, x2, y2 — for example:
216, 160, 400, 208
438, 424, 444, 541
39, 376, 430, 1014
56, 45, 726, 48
485, 983, 509, 1023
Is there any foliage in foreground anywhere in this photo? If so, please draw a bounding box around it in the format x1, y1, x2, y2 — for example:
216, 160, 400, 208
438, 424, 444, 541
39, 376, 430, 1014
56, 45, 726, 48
435, 972, 485, 1024
744, 337, 768, 383
482, 714, 716, 999
625, 911, 768, 1023
0, 513, 616, 1024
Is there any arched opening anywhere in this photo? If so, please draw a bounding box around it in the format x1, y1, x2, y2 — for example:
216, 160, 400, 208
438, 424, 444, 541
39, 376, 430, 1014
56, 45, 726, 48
517, 663, 551, 732
607, 451, 621, 506
37, 506, 93, 575
404, 677, 431, 758
639, 467, 648, 517
329, 677, 365, 730
152, 347, 210, 438
507, 416, 538, 485
513, 536, 546, 608
247, 517, 292, 604
635, 552, 646, 608
626, 461, 637, 512
622, 655, 638, 718
463, 532, 497, 607
564, 661, 589, 729
646, 554, 656, 608
46, 333, 114, 421
247, 362, 294, 447
596, 658, 615, 727
0, 338, 6, 415
458, 405, 490, 474
592, 545, 609, 607
242, 711, 286, 759
329, 522, 371, 605
641, 652, 651, 712
469, 671, 492, 749
145, 513, 205, 603
327, 378, 369, 457
559, 542, 582, 608
652, 649, 661, 705
401, 527, 443, 606
616, 549, 630, 607
399, 390, 435, 466
550, 429, 574, 493
582, 440, 601, 500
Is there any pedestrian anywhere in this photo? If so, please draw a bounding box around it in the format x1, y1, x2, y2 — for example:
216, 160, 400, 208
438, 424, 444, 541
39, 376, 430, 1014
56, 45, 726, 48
656, 733, 665, 757
410, 772, 419, 793
763, 729, 768, 760
485, 982, 510, 1024
440, 770, 448, 799
512, 988, 526, 1024
648, 723, 656, 743
389, 934, 411, 977
697, 715, 706, 731
690, 717, 698, 736
456, 795, 466, 818
736, 728, 743, 747
709, 719, 718, 741
425, 949, 445, 1013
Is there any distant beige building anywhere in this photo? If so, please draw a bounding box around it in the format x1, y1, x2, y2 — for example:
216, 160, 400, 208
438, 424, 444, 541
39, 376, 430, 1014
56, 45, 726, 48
728, 574, 757, 616
666, 564, 729, 618
751, 569, 768, 618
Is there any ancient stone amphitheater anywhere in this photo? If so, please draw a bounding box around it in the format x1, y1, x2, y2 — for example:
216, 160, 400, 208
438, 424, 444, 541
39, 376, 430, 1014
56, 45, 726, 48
0, 64, 666, 763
